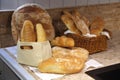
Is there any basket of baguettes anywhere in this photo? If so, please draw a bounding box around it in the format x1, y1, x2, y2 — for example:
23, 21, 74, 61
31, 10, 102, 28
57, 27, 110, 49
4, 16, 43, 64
57, 9, 112, 54
11, 3, 90, 74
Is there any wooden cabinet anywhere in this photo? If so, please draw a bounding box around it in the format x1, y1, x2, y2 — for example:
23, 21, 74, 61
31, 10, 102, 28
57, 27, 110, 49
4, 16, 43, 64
0, 58, 20, 80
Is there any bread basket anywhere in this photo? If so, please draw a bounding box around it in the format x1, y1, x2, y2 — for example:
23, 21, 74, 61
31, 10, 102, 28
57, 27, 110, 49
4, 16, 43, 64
66, 33, 110, 54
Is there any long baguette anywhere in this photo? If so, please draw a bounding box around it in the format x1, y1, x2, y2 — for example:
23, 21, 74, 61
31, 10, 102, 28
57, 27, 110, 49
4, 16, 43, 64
20, 20, 36, 49
36, 23, 47, 42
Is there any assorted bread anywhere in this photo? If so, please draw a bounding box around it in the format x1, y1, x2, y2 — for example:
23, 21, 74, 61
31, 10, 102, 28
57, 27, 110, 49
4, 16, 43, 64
11, 3, 55, 43
12, 4, 110, 74
20, 19, 48, 50
61, 9, 108, 37
38, 46, 89, 74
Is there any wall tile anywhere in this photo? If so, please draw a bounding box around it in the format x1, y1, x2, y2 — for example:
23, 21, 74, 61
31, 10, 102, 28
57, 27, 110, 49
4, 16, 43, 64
88, 0, 99, 5
0, 0, 120, 10
50, 0, 63, 8
99, 0, 110, 4
110, 0, 119, 3
76, 0, 88, 6
18, 0, 34, 7
34, 0, 50, 9
1, 0, 18, 10
63, 0, 76, 7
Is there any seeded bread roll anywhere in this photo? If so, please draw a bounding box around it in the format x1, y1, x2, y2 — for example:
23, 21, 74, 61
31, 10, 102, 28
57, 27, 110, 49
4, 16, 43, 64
11, 3, 55, 43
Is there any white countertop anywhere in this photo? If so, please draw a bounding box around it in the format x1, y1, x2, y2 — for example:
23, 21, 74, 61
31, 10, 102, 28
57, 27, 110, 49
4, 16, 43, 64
0, 46, 36, 80
0, 34, 120, 80
0, 46, 96, 80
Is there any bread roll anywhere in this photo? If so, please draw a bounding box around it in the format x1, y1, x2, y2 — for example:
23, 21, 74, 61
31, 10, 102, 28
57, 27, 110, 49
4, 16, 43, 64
61, 14, 81, 34
20, 20, 36, 49
63, 10, 90, 35
52, 46, 89, 62
11, 3, 55, 43
72, 9, 90, 27
90, 17, 105, 36
71, 10, 90, 35
36, 23, 47, 42
38, 55, 84, 74
51, 36, 74, 47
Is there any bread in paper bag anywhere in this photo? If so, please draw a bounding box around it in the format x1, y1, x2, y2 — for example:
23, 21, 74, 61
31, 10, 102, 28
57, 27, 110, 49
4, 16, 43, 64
17, 21, 52, 66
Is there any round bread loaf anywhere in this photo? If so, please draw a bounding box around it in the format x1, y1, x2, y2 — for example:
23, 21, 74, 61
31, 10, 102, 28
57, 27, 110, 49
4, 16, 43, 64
11, 3, 55, 43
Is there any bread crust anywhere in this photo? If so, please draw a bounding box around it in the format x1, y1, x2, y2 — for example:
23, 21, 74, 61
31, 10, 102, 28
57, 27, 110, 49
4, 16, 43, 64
90, 17, 105, 36
38, 55, 84, 74
51, 36, 75, 47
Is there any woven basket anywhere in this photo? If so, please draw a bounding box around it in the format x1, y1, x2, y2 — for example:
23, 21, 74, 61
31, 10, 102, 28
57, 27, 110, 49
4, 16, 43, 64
66, 33, 108, 54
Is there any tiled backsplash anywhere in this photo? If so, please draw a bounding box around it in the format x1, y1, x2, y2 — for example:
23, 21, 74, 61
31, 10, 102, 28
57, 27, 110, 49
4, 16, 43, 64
0, 0, 120, 9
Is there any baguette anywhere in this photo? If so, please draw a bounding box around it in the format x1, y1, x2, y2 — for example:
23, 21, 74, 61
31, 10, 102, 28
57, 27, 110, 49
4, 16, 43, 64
36, 23, 47, 42
61, 14, 81, 34
20, 20, 36, 49
63, 10, 90, 35
71, 10, 90, 35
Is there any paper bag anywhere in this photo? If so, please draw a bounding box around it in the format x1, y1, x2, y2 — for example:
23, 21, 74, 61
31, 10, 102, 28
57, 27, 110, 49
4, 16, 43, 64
17, 41, 52, 67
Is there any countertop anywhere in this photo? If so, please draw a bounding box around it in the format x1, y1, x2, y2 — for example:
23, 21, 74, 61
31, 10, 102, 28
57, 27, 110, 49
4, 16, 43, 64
0, 31, 120, 80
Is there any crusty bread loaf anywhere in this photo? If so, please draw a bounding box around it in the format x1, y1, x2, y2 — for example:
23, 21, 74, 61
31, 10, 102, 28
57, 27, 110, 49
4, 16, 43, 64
61, 14, 81, 34
90, 17, 105, 36
20, 20, 36, 49
51, 36, 75, 47
52, 46, 89, 62
36, 23, 47, 42
11, 3, 55, 43
38, 46, 89, 74
72, 9, 90, 27
38, 55, 84, 74
71, 10, 90, 35
62, 10, 90, 35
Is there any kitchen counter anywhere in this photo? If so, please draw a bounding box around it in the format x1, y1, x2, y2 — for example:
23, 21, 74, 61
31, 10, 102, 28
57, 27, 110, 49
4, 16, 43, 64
0, 30, 120, 80
0, 33, 120, 80
0, 46, 95, 80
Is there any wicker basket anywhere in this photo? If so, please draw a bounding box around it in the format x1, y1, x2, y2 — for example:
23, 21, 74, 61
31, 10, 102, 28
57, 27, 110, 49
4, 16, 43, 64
66, 33, 108, 54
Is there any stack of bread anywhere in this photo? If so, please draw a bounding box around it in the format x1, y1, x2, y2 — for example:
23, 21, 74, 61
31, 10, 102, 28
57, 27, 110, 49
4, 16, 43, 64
38, 46, 89, 74
60, 9, 111, 54
12, 4, 89, 74
17, 20, 52, 66
11, 3, 55, 43
38, 32, 89, 74
11, 3, 54, 66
